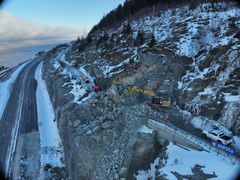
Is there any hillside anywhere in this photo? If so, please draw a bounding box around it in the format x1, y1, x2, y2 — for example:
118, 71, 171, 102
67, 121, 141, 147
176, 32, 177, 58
41, 1, 240, 179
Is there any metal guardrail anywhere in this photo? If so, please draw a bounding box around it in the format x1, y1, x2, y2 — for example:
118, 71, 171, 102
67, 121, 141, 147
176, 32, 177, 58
140, 115, 240, 164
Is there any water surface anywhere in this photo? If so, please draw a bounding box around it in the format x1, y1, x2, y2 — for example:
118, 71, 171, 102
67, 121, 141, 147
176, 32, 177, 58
0, 39, 73, 67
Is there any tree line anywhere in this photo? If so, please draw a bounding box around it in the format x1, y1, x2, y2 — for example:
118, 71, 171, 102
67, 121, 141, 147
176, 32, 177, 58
89, 0, 238, 35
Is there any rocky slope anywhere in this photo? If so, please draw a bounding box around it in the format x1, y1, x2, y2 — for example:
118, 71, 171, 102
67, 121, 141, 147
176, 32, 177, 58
41, 2, 240, 179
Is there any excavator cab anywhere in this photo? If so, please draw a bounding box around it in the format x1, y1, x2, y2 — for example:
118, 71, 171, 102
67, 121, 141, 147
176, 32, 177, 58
152, 97, 171, 108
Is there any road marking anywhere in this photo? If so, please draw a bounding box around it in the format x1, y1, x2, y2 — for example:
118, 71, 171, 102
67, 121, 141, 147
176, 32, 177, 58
4, 65, 29, 177
5, 87, 24, 177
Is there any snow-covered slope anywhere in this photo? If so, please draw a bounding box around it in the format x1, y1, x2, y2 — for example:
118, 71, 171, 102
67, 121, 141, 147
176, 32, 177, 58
123, 2, 240, 136
136, 142, 239, 180
124, 2, 240, 57
42, 2, 240, 179
87, 2, 240, 135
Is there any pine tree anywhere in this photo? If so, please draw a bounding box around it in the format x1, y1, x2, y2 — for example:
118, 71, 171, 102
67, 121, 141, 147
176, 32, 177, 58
102, 32, 109, 42
123, 21, 132, 36
148, 33, 156, 47
96, 33, 109, 47
135, 30, 144, 46
86, 36, 92, 44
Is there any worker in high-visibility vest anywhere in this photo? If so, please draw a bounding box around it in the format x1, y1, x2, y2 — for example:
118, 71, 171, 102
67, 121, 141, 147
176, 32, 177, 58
92, 84, 100, 92
165, 112, 168, 127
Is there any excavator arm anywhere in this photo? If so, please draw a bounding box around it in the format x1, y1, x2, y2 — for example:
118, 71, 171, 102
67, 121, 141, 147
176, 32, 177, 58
127, 86, 157, 96
125, 86, 171, 108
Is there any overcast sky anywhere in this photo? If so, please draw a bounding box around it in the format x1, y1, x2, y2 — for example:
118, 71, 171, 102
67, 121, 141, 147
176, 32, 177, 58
0, 0, 125, 42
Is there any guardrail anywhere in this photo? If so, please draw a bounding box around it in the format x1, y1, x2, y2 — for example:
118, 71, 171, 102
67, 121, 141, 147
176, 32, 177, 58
140, 115, 240, 164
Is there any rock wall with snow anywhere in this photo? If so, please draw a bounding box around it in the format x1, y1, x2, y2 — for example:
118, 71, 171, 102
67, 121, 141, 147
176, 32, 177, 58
41, 2, 240, 179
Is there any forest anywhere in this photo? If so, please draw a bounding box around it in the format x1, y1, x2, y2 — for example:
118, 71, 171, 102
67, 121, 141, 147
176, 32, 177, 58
89, 0, 238, 34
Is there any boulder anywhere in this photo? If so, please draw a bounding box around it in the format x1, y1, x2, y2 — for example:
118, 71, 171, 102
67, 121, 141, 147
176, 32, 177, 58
119, 167, 128, 178
126, 132, 161, 179
114, 173, 119, 179
73, 120, 81, 128
200, 101, 224, 120
107, 85, 120, 102
105, 114, 115, 121
86, 130, 92, 136
199, 57, 214, 71
156, 80, 173, 97
101, 121, 113, 129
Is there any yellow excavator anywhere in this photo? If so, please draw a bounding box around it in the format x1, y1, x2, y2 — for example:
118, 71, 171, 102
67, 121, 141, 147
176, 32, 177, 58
125, 86, 171, 108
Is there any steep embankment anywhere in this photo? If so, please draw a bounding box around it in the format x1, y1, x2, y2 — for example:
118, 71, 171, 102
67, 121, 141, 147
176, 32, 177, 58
42, 2, 240, 179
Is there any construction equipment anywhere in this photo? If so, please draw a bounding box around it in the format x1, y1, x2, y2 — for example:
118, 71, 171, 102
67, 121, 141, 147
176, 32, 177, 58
82, 76, 90, 83
151, 96, 171, 108
71, 60, 78, 67
125, 86, 171, 108
92, 84, 100, 92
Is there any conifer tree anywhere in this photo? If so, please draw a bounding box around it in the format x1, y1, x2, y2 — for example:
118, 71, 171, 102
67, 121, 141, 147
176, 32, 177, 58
148, 33, 156, 47
135, 30, 144, 46
123, 21, 132, 36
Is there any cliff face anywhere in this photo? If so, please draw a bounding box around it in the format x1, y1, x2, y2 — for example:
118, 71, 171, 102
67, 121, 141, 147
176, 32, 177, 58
42, 2, 240, 179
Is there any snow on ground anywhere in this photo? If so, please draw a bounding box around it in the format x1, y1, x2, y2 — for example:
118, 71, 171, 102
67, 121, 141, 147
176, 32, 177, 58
51, 48, 95, 104
161, 142, 239, 180
191, 116, 230, 134
0, 68, 9, 75
98, 47, 138, 78
35, 62, 65, 178
191, 116, 240, 155
233, 136, 240, 149
223, 93, 240, 102
100, 57, 130, 78
0, 60, 30, 119
136, 142, 239, 180
79, 66, 95, 82
147, 119, 240, 167
128, 2, 240, 58
198, 87, 214, 95
63, 78, 93, 103
136, 157, 160, 179
138, 125, 153, 134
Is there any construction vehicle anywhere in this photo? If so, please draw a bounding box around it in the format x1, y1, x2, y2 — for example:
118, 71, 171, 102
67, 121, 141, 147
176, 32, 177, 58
71, 60, 78, 67
92, 84, 100, 92
82, 76, 90, 83
125, 86, 171, 108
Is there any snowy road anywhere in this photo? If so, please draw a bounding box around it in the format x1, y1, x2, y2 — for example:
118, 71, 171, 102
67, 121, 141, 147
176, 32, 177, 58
0, 57, 41, 177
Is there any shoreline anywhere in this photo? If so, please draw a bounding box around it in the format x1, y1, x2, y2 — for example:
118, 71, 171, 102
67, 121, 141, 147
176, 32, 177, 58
0, 39, 72, 67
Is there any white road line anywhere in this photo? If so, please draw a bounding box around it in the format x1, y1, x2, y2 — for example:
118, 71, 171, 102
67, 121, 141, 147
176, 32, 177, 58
4, 64, 30, 177
0, 60, 31, 119
5, 83, 24, 177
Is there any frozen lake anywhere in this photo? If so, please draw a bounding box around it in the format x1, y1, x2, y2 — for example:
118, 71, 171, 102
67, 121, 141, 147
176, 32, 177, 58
0, 39, 73, 67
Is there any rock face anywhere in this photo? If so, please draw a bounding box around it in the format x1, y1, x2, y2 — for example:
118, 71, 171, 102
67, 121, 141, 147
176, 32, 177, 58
41, 2, 240, 179
125, 131, 162, 179
182, 47, 240, 133
42, 49, 187, 179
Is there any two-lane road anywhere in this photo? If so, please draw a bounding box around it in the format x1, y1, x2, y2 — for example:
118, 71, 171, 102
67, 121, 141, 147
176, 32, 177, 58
0, 57, 42, 177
